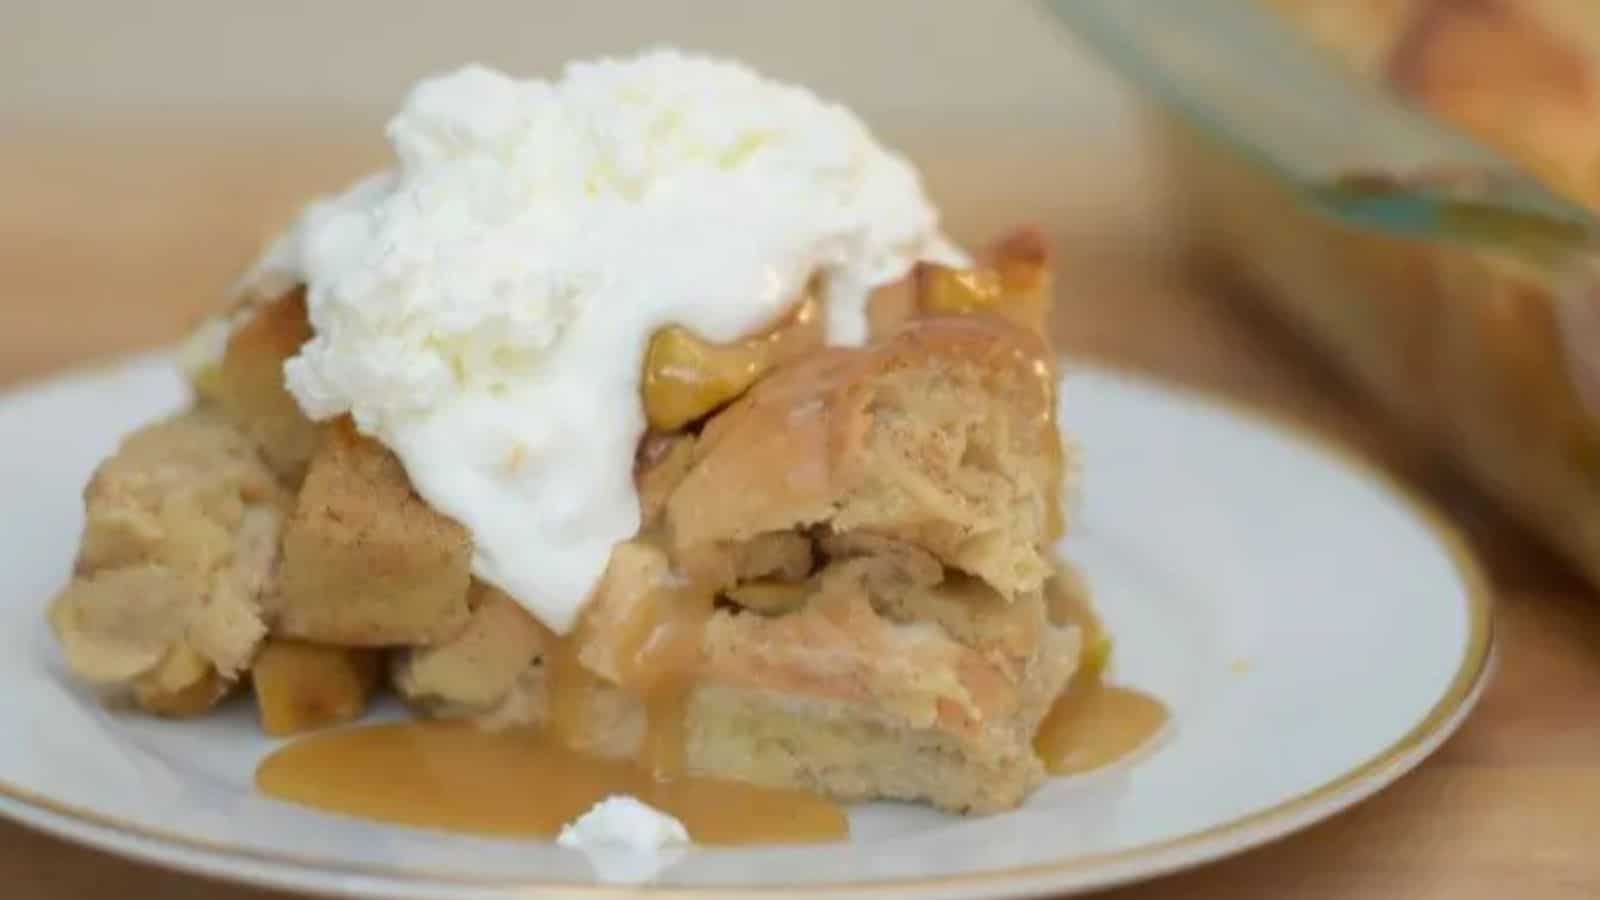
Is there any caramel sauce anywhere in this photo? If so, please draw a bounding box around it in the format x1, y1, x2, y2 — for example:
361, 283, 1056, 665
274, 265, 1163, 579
544, 571, 714, 780
544, 630, 601, 755
1036, 571, 1168, 775
641, 289, 823, 431
1034, 671, 1169, 776
255, 720, 847, 845
254, 543, 806, 844
254, 262, 1152, 838
609, 582, 713, 779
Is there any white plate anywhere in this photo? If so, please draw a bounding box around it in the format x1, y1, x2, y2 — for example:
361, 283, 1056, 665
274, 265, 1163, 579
0, 355, 1493, 899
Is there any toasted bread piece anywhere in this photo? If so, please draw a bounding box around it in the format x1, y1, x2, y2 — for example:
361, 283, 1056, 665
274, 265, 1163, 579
458, 318, 1080, 812
49, 411, 288, 715
674, 529, 814, 592
460, 558, 1080, 813
391, 582, 550, 717
203, 289, 320, 485
252, 639, 381, 736
684, 541, 1077, 813
668, 316, 1063, 600
270, 420, 472, 645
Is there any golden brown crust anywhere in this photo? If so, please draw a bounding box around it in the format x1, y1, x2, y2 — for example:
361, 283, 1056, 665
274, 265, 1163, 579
539, 318, 1078, 811
270, 420, 473, 646
367, 315, 1082, 812
668, 315, 1061, 600
452, 562, 1081, 813
421, 568, 1081, 813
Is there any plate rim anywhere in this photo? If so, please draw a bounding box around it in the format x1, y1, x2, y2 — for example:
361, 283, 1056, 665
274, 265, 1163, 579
0, 355, 1497, 899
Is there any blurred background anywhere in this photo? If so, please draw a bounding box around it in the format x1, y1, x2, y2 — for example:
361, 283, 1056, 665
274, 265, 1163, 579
0, 0, 1151, 384
7, 2, 1600, 897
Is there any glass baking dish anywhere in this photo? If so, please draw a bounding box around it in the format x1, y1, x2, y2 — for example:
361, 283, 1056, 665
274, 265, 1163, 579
1052, 0, 1600, 586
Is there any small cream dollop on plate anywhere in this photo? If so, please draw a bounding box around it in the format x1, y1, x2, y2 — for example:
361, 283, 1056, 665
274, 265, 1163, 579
557, 794, 691, 884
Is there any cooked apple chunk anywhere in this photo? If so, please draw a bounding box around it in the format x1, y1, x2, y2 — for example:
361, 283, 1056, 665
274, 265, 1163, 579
916, 228, 1053, 336
641, 291, 823, 430
252, 639, 381, 736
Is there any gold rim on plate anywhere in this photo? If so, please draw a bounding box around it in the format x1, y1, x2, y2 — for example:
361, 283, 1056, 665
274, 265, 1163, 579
0, 359, 1497, 897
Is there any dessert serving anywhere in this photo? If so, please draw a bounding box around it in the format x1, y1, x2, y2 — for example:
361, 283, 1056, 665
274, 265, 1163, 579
45, 49, 1162, 847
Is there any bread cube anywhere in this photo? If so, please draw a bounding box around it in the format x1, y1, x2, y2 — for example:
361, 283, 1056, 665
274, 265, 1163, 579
270, 420, 472, 645
208, 289, 319, 484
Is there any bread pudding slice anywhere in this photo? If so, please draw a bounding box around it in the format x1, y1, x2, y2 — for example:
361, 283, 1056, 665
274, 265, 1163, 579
394, 315, 1079, 812
51, 230, 1089, 814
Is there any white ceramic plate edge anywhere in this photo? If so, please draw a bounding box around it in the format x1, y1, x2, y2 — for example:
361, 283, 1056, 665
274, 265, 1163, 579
0, 354, 1496, 899
0, 648, 1493, 900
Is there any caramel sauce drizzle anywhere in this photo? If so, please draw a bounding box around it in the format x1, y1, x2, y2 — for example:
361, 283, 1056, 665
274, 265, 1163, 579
1035, 563, 1170, 776
1033, 672, 1169, 776
255, 720, 847, 845
255, 260, 1162, 841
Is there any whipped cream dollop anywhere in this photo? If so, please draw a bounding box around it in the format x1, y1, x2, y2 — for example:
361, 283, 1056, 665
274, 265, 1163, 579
257, 49, 962, 631
557, 794, 690, 884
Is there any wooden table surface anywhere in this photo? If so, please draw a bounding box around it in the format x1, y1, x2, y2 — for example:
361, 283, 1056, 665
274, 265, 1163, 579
4, 127, 1598, 899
